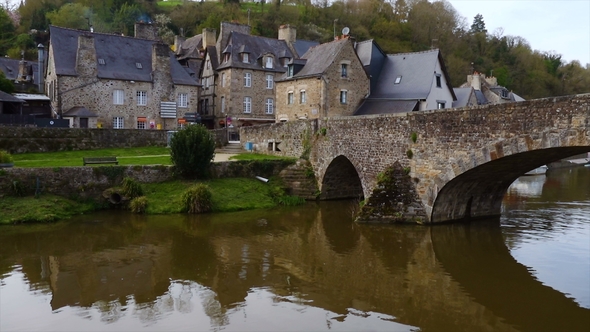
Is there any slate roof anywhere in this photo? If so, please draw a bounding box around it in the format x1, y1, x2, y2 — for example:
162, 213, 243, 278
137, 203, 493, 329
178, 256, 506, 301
452, 87, 473, 108
176, 34, 203, 60
49, 26, 199, 86
62, 106, 98, 117
0, 57, 39, 83
216, 32, 294, 72
355, 99, 418, 115
0, 90, 24, 103
293, 39, 319, 58
354, 39, 387, 89
278, 38, 350, 81
370, 49, 455, 100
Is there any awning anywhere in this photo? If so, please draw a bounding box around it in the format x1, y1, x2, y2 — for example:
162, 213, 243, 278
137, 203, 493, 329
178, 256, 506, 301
178, 119, 186, 124
137, 117, 147, 122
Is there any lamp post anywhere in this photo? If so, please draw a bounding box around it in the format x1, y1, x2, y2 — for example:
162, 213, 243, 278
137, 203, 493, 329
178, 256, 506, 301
333, 19, 338, 40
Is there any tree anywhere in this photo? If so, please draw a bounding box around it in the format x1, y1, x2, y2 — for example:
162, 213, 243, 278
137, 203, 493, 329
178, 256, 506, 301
0, 71, 15, 93
46, 3, 92, 30
470, 13, 486, 33
0, 6, 16, 56
169, 124, 216, 178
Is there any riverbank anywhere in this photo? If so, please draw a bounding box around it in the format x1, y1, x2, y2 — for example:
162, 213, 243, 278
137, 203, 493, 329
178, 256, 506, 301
0, 176, 290, 225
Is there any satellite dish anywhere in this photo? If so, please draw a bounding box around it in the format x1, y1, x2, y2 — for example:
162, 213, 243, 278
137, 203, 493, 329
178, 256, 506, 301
342, 27, 350, 36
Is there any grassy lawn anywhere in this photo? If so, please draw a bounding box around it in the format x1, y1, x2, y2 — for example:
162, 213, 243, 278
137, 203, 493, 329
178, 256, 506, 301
10, 146, 292, 168
0, 195, 100, 224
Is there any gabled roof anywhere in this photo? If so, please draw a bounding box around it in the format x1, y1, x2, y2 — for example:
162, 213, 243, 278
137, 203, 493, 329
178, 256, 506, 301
216, 32, 294, 72
279, 38, 350, 80
63, 106, 98, 117
452, 87, 474, 108
49, 26, 199, 86
371, 49, 456, 100
354, 39, 387, 89
176, 34, 203, 60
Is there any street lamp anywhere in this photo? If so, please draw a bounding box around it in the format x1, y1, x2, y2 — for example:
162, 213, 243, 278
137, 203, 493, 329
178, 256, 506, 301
333, 19, 338, 40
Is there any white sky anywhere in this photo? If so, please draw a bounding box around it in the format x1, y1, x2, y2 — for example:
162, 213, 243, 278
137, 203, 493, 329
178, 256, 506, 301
3, 0, 589, 65
447, 0, 590, 66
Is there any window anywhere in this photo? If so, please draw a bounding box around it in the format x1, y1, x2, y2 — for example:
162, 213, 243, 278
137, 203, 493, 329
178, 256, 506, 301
243, 97, 252, 113
437, 101, 446, 109
221, 96, 226, 113
206, 60, 210, 69
436, 74, 442, 88
340, 90, 347, 104
113, 116, 124, 129
113, 90, 124, 105
265, 98, 274, 114
137, 117, 147, 129
178, 93, 188, 108
395, 76, 402, 84
300, 90, 306, 104
287, 92, 294, 105
137, 91, 147, 106
205, 77, 210, 88
221, 73, 226, 87
224, 53, 230, 63
265, 56, 273, 69
288, 65, 294, 77
98, 58, 105, 65
242, 53, 249, 63
266, 74, 273, 89
341, 64, 348, 78
244, 72, 251, 87
501, 89, 509, 99
135, 62, 143, 69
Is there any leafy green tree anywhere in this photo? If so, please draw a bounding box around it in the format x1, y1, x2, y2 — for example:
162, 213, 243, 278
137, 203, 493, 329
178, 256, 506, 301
0, 7, 16, 56
170, 124, 216, 178
112, 3, 142, 35
0, 71, 15, 93
46, 3, 93, 30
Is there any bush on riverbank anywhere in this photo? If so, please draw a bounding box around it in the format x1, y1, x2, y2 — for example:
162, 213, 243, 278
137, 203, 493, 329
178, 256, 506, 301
182, 184, 213, 213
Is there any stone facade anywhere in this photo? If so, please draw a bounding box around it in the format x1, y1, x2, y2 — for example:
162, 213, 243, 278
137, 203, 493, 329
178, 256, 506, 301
276, 38, 369, 122
241, 94, 590, 223
46, 25, 200, 130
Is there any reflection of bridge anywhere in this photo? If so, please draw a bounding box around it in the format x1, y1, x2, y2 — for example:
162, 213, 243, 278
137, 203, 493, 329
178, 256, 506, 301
242, 94, 590, 223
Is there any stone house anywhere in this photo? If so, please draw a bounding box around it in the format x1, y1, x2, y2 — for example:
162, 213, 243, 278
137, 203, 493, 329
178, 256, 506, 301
176, 22, 317, 135
275, 36, 369, 122
453, 72, 525, 107
354, 41, 456, 115
45, 23, 200, 129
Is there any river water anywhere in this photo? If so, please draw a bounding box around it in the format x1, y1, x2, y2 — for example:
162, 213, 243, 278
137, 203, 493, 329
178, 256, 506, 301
1, 167, 589, 332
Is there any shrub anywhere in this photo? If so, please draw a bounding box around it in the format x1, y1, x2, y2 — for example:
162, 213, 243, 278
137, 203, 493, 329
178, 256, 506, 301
129, 196, 148, 213
410, 132, 418, 143
0, 150, 13, 164
406, 149, 414, 159
170, 124, 216, 178
182, 183, 213, 213
121, 177, 143, 198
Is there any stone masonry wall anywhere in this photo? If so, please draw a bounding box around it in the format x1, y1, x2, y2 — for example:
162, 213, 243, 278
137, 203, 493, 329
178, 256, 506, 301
0, 127, 228, 153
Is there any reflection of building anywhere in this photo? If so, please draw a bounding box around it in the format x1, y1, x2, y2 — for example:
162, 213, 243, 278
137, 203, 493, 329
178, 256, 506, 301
45, 243, 172, 310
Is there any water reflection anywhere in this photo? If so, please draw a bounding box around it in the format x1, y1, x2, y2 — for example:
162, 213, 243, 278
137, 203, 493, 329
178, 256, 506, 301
0, 168, 588, 331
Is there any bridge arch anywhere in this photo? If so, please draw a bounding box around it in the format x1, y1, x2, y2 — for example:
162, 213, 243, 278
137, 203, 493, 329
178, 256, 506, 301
319, 155, 364, 200
430, 146, 590, 223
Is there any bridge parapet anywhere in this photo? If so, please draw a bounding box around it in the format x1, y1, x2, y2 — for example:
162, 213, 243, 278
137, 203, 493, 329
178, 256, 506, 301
241, 94, 590, 223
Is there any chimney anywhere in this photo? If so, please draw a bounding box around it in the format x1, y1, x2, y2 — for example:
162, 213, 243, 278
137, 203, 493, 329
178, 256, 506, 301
76, 33, 97, 77
174, 35, 185, 53
37, 43, 44, 93
216, 22, 251, 60
17, 59, 28, 82
202, 28, 216, 49
278, 24, 296, 44
469, 72, 482, 91
135, 21, 159, 40
152, 43, 172, 96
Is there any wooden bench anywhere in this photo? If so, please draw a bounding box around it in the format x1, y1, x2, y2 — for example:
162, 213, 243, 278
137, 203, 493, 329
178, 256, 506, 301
83, 157, 119, 166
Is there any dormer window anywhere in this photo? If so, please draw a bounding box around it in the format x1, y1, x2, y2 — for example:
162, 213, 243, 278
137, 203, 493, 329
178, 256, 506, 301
136, 62, 143, 69
242, 53, 249, 63
288, 65, 294, 77
265, 56, 274, 69
224, 53, 230, 63
501, 89, 509, 99
395, 76, 402, 84
98, 58, 105, 65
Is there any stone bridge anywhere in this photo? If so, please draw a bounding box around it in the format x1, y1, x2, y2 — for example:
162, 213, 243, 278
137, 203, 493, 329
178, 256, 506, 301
241, 94, 590, 224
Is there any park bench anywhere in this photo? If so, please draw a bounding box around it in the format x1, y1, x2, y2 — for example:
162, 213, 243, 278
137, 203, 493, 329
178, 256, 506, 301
83, 156, 119, 166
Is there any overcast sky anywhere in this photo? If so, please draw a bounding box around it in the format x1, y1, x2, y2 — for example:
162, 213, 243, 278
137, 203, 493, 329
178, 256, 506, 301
3, 0, 589, 65
447, 0, 590, 66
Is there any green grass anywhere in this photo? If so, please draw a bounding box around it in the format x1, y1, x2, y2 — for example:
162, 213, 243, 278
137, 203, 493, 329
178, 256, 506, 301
229, 153, 296, 161
142, 178, 276, 214
13, 146, 171, 167
0, 195, 100, 225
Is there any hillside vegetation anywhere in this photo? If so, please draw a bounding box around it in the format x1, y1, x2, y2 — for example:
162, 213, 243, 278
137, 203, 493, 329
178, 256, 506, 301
1, 0, 589, 99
